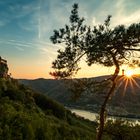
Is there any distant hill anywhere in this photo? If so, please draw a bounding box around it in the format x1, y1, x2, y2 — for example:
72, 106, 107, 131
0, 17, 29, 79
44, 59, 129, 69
19, 75, 140, 117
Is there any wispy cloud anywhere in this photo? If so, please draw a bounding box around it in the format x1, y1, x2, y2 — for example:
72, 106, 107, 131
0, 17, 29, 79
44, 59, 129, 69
0, 1, 39, 29
78, 0, 140, 27
0, 39, 35, 51
35, 0, 71, 40
35, 40, 64, 56
8, 1, 39, 18
15, 46, 24, 51
112, 8, 140, 26
16, 2, 40, 32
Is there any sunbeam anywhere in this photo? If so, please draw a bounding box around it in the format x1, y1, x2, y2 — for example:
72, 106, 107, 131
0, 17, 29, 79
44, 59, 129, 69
122, 78, 129, 96
116, 74, 140, 98
129, 77, 135, 95
131, 77, 140, 89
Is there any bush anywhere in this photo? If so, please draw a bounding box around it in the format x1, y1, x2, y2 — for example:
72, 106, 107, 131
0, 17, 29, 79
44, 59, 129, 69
33, 93, 66, 119
105, 119, 140, 140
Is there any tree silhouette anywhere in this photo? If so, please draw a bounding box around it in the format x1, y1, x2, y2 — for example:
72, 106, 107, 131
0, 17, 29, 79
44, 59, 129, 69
50, 3, 140, 140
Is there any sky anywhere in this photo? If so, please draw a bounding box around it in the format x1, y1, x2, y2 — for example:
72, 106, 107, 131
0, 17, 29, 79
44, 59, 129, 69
0, 0, 140, 79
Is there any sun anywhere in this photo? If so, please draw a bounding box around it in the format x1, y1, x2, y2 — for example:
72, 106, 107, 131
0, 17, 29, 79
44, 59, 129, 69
125, 70, 134, 77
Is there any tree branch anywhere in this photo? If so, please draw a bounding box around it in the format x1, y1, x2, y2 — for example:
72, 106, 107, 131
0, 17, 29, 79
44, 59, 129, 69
124, 48, 140, 51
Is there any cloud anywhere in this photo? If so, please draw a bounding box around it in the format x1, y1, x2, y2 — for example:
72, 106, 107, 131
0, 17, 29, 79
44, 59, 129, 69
30, 0, 140, 64
97, 0, 140, 27
35, 0, 73, 40
36, 40, 64, 55
92, 17, 101, 26
3, 0, 139, 50
0, 39, 35, 51
8, 1, 39, 18
15, 46, 24, 51
74, 0, 140, 28
0, 0, 39, 29
112, 8, 140, 26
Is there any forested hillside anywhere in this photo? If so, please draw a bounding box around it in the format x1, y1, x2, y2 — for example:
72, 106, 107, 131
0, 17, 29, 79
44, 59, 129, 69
1, 78, 140, 139
0, 78, 97, 140
20, 75, 140, 117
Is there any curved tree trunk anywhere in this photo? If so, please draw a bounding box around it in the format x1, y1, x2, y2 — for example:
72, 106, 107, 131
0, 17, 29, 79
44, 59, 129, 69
96, 56, 120, 140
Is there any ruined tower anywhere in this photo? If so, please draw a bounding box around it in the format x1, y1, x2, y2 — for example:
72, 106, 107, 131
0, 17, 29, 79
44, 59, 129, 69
0, 56, 8, 78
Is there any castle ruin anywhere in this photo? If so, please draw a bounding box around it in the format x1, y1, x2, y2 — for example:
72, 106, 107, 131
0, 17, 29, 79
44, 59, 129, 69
0, 56, 8, 78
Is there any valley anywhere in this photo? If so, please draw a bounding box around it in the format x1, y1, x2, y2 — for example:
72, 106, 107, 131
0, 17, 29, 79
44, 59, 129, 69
19, 75, 140, 118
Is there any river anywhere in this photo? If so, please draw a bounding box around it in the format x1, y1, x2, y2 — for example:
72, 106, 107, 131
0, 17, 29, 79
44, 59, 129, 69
71, 109, 140, 124
71, 109, 98, 121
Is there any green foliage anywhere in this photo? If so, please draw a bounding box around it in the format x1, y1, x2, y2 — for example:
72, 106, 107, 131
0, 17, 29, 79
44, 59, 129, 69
1, 78, 140, 140
0, 78, 96, 140
33, 92, 66, 119
105, 119, 140, 140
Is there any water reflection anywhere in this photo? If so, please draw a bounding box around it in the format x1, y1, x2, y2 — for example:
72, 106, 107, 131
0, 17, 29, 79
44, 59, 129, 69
71, 109, 140, 125
71, 109, 98, 121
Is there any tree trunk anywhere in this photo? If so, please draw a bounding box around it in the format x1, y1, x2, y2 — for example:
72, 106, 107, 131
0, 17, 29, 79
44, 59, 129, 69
96, 66, 119, 140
